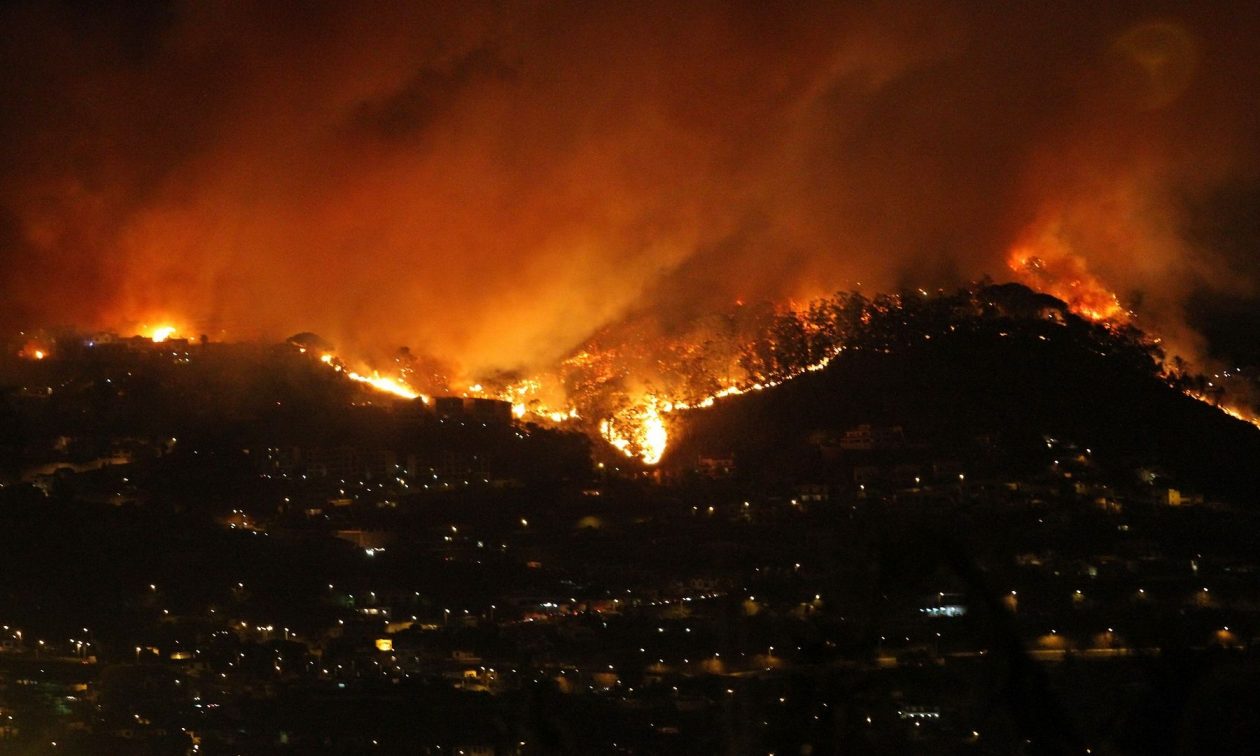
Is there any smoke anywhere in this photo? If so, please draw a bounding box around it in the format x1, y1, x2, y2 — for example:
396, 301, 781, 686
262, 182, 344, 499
1, 0, 1258, 375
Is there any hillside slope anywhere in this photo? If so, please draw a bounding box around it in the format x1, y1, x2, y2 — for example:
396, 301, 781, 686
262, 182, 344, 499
666, 295, 1260, 503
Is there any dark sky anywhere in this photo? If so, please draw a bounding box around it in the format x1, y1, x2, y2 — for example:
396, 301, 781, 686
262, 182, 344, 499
0, 0, 1258, 374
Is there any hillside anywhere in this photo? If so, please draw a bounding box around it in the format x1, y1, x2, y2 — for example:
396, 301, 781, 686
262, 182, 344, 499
665, 286, 1260, 504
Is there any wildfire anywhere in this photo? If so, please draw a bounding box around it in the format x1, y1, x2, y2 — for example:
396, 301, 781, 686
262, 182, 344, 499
315, 351, 426, 401
1185, 390, 1260, 431
1219, 404, 1260, 429
600, 397, 669, 465
347, 370, 424, 400
589, 245, 1260, 465
595, 345, 849, 465
1007, 245, 1260, 431
483, 377, 579, 426
149, 325, 178, 342
309, 346, 588, 418
286, 261, 1258, 466
1007, 248, 1128, 324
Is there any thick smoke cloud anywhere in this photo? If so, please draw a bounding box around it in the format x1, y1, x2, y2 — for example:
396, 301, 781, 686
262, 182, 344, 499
1, 0, 1258, 373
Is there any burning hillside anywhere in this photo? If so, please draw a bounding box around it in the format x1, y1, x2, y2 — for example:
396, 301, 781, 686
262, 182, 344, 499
273, 275, 1258, 466
3, 3, 1260, 467
9, 264, 1258, 480
576, 287, 1258, 464
2, 3, 1260, 396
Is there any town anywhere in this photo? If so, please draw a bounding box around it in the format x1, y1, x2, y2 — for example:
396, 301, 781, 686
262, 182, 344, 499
2, 296, 1258, 754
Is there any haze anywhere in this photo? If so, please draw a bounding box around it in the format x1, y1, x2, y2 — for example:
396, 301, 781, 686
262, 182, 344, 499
1, 1, 1258, 375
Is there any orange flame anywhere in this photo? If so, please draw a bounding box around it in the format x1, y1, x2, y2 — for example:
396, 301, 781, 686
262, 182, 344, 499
313, 350, 427, 402
346, 370, 424, 401
149, 325, 178, 342
600, 397, 669, 465
1007, 247, 1128, 324
18, 340, 52, 360
289, 255, 1258, 463
1007, 241, 1259, 432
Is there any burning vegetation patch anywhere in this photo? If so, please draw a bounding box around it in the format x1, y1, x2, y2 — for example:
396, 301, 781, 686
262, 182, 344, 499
283, 280, 1258, 465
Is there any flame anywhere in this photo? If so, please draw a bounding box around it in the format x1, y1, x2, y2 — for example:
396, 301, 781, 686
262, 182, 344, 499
346, 370, 424, 401
149, 325, 178, 342
1184, 390, 1260, 431
1006, 241, 1259, 432
310, 350, 427, 401
596, 247, 1260, 465
593, 340, 851, 465
600, 396, 669, 465
641, 407, 668, 465
478, 377, 579, 426
280, 260, 1257, 466
1007, 247, 1128, 324
19, 340, 52, 360
1221, 405, 1260, 429
1215, 403, 1260, 427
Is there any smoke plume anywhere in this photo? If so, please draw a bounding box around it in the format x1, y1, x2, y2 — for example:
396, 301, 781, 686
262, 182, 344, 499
1, 1, 1258, 374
